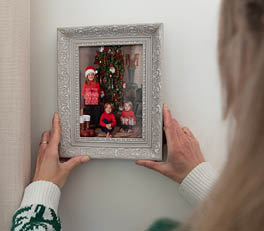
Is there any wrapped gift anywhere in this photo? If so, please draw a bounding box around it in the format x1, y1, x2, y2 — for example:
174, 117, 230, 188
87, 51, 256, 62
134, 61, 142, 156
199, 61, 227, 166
128, 117, 136, 126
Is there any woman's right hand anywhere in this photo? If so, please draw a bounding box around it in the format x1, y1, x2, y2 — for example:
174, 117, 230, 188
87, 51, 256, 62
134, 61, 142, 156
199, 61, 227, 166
136, 104, 205, 183
33, 113, 90, 189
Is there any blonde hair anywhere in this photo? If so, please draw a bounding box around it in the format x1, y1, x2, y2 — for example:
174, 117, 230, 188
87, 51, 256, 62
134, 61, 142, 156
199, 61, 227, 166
187, 1, 264, 231
124, 101, 133, 109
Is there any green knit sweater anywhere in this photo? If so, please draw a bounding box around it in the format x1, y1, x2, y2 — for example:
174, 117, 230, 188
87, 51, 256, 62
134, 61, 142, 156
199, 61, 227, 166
12, 207, 180, 231
12, 204, 61, 231
12, 162, 216, 230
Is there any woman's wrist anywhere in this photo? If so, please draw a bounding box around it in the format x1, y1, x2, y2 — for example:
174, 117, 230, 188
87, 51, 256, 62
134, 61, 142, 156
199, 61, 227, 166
179, 162, 218, 206
20, 181, 61, 213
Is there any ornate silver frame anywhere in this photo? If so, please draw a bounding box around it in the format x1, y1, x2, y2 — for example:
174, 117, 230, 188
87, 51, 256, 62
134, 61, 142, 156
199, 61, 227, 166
57, 23, 163, 160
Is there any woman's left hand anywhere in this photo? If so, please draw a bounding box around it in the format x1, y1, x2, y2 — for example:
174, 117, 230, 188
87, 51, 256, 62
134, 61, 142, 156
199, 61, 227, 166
33, 112, 90, 189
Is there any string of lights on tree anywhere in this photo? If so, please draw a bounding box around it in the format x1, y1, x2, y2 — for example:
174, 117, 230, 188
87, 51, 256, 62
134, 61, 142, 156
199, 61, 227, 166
94, 46, 125, 111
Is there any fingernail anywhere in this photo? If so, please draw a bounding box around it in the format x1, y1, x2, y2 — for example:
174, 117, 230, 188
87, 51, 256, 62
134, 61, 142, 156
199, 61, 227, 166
164, 104, 168, 109
81, 155, 90, 162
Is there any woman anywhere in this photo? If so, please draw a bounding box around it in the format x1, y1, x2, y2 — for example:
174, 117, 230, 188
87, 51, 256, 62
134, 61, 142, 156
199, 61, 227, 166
12, 0, 264, 230
143, 1, 264, 230
188, 0, 264, 230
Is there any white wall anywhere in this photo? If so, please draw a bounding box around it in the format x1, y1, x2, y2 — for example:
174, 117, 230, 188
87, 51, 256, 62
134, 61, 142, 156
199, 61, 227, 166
30, 0, 227, 230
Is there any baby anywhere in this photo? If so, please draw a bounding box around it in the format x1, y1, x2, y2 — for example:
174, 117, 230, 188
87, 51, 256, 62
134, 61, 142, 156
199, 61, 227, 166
120, 101, 136, 133
99, 103, 116, 138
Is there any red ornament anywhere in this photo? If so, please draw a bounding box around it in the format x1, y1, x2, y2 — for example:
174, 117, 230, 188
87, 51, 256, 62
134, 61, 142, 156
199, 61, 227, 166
103, 78, 107, 83
112, 93, 118, 100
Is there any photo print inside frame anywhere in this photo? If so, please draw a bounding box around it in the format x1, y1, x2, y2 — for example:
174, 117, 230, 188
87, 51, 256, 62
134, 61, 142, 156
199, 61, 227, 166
79, 45, 143, 139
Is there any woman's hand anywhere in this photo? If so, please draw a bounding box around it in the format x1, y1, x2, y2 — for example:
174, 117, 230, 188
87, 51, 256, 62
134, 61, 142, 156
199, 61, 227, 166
136, 105, 205, 183
33, 112, 90, 189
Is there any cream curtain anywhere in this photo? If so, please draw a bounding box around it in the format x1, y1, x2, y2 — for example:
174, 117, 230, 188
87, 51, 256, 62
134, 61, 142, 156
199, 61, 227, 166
0, 0, 31, 230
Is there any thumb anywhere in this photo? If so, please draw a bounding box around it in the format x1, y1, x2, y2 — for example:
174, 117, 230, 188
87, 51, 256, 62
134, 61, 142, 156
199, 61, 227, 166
136, 160, 165, 173
63, 155, 90, 172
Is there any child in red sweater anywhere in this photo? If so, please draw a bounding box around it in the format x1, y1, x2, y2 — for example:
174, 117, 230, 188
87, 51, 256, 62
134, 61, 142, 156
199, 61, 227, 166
99, 103, 116, 138
120, 101, 136, 133
81, 66, 104, 128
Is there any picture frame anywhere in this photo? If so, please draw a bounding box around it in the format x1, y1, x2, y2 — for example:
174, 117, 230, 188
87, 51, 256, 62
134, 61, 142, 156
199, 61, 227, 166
57, 23, 163, 160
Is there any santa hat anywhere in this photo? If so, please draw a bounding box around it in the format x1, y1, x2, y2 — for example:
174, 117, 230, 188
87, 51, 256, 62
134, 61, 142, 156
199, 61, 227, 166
85, 66, 97, 77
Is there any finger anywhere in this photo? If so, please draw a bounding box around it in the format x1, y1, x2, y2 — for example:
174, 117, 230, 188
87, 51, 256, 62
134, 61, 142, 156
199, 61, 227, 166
40, 130, 50, 143
136, 160, 164, 173
182, 127, 195, 139
63, 155, 90, 172
174, 119, 184, 137
163, 104, 180, 129
39, 130, 50, 152
163, 105, 177, 145
49, 112, 61, 146
163, 104, 173, 128
163, 118, 182, 147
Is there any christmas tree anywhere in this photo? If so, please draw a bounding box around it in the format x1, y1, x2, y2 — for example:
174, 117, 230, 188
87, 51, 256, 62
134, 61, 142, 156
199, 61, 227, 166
94, 46, 125, 111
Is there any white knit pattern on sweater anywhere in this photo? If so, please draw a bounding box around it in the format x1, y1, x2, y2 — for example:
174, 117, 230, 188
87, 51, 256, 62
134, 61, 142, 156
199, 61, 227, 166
179, 162, 218, 206
12, 181, 61, 231
20, 181, 61, 213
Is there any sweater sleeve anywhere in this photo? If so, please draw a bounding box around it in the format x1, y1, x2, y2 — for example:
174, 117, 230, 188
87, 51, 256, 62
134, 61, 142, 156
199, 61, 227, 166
99, 113, 106, 127
96, 82, 101, 93
111, 114, 116, 127
81, 82, 86, 97
131, 111, 136, 121
11, 181, 62, 231
178, 162, 218, 206
120, 111, 125, 118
